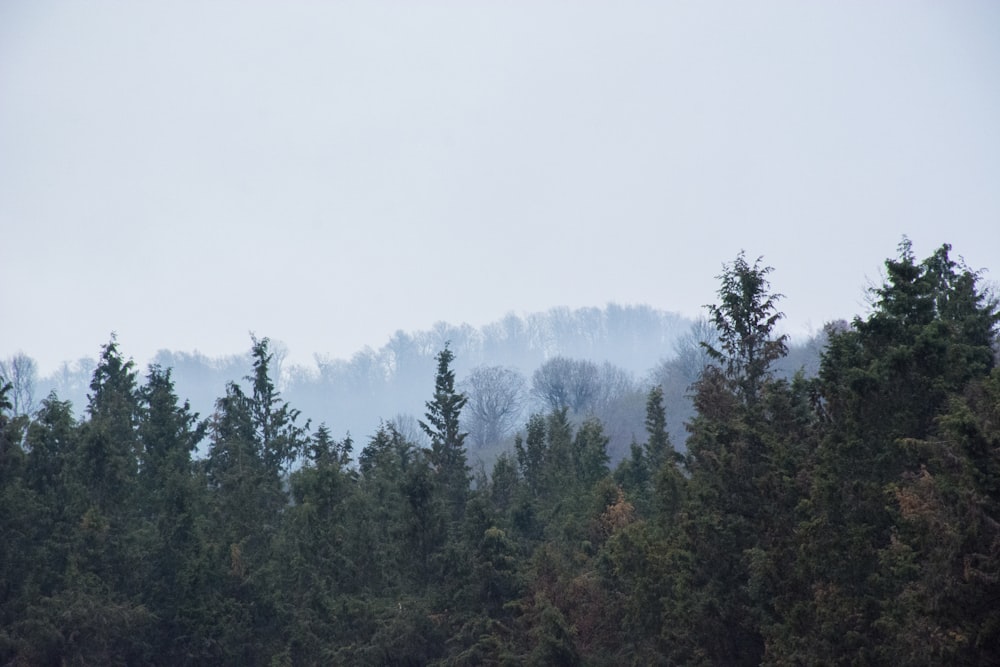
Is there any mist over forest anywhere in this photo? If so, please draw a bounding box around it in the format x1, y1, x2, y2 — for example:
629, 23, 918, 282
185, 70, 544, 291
2, 241, 998, 665
9, 303, 825, 466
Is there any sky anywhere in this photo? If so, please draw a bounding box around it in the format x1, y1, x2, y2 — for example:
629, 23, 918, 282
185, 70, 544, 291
2, 1, 999, 376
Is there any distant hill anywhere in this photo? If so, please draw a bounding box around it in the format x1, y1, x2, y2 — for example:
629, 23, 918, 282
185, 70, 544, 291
31, 303, 825, 465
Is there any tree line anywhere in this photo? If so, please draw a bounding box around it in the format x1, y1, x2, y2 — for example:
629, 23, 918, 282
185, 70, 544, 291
13, 304, 826, 469
1, 239, 998, 665
27, 304, 692, 445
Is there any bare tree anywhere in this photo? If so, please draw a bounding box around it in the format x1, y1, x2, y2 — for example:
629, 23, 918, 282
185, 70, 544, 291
460, 365, 526, 448
591, 362, 635, 413
531, 356, 601, 414
671, 317, 720, 384
0, 353, 38, 417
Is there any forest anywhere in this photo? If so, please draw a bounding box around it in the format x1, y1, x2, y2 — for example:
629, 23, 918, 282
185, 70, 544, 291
1, 239, 998, 665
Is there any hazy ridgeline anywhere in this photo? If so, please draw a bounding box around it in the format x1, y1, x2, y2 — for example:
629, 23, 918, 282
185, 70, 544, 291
21, 304, 824, 466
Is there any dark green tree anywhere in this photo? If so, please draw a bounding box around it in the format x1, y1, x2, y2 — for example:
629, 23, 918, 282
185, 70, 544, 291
0, 381, 33, 660
660, 252, 791, 665
420, 343, 470, 520
875, 368, 1000, 665
10, 340, 156, 665
207, 335, 309, 535
793, 240, 1000, 663
203, 336, 310, 663
571, 417, 610, 493
248, 335, 308, 478
515, 413, 548, 500
643, 385, 672, 472
77, 335, 142, 512
136, 365, 211, 663
702, 251, 788, 406
70, 336, 150, 606
271, 425, 357, 663
615, 385, 684, 518
354, 423, 416, 593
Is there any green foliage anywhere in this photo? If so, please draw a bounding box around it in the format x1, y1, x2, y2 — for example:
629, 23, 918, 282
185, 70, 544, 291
703, 251, 788, 406
875, 368, 1000, 665
616, 385, 684, 518
790, 240, 1000, 663
78, 336, 142, 512
420, 343, 471, 520
514, 413, 547, 498
1, 241, 997, 665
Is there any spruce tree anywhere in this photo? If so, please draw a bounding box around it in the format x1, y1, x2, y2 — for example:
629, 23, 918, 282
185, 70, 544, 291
420, 343, 470, 520
137, 365, 210, 662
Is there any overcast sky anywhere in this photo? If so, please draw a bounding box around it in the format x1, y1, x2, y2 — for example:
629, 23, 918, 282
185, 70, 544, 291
2, 1, 998, 375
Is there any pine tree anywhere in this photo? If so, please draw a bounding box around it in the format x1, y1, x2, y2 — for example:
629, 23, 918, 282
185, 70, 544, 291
77, 335, 142, 512
137, 365, 210, 663
203, 336, 310, 662
645, 384, 684, 518
71, 336, 148, 600
420, 343, 470, 521
796, 240, 1000, 663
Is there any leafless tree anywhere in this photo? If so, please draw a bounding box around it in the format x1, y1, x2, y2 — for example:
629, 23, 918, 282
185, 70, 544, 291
387, 412, 428, 448
0, 353, 38, 417
671, 317, 720, 384
460, 365, 526, 448
531, 356, 601, 414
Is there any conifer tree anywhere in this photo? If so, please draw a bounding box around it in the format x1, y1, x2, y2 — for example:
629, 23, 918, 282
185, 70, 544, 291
203, 336, 310, 662
702, 251, 788, 406
643, 385, 671, 472
78, 335, 142, 512
71, 336, 148, 600
662, 252, 789, 665
515, 413, 548, 499
794, 240, 1000, 663
420, 343, 470, 520
882, 368, 1000, 664
136, 365, 210, 662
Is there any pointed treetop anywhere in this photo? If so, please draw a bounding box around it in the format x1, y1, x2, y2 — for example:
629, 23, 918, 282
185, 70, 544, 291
702, 251, 788, 405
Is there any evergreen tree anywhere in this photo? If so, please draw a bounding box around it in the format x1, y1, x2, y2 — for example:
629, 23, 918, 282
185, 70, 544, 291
0, 381, 30, 658
571, 417, 610, 494
875, 368, 1000, 665
354, 423, 417, 594
136, 365, 210, 663
207, 336, 309, 536
77, 335, 142, 513
515, 413, 548, 500
70, 336, 150, 608
420, 343, 470, 521
643, 384, 672, 472
702, 251, 788, 406
203, 336, 310, 662
273, 425, 357, 663
615, 384, 684, 518
794, 240, 1000, 663
248, 335, 308, 478
661, 252, 790, 665
11, 340, 156, 665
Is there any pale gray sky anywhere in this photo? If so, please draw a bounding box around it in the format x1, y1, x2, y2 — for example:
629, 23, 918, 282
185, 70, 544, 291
2, 1, 999, 375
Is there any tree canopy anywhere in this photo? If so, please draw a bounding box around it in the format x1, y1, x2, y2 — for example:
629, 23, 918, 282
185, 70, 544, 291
1, 240, 997, 665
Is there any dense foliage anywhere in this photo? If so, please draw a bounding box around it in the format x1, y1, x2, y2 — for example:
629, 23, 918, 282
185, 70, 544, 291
1, 240, 998, 665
